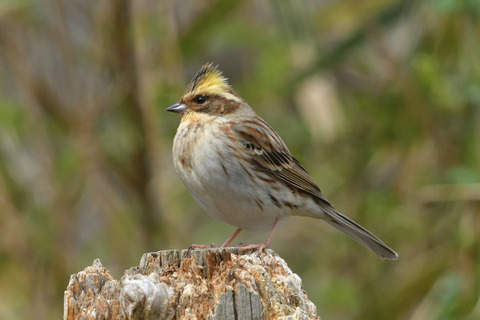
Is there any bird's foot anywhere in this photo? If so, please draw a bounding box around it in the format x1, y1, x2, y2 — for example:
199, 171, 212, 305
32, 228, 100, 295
239, 242, 270, 253
187, 244, 218, 253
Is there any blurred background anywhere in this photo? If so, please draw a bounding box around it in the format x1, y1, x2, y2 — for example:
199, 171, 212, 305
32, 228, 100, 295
0, 0, 479, 319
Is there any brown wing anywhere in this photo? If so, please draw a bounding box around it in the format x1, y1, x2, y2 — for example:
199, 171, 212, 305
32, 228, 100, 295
232, 119, 331, 206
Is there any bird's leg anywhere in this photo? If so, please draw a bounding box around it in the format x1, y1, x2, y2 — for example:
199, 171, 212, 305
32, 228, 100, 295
240, 218, 280, 253
188, 227, 243, 252
221, 227, 243, 247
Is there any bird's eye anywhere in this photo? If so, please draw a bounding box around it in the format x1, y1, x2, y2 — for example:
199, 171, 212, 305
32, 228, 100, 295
194, 95, 207, 104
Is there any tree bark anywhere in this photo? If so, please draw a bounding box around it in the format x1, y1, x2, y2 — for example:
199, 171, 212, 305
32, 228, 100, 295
64, 248, 319, 319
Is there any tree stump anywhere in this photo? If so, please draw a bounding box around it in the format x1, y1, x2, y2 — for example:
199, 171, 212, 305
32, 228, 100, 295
64, 248, 318, 319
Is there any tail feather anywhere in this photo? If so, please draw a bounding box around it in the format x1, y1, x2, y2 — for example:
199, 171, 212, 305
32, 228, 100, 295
322, 207, 398, 260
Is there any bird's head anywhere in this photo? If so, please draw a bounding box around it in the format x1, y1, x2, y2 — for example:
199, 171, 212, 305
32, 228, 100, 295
167, 63, 245, 118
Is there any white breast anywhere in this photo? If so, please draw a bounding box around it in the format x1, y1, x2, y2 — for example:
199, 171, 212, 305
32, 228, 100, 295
172, 117, 294, 233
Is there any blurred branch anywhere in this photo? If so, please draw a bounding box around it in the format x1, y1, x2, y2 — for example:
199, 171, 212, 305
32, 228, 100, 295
110, 0, 163, 247
0, 22, 71, 130
288, 0, 419, 92
178, 0, 244, 57
418, 183, 480, 203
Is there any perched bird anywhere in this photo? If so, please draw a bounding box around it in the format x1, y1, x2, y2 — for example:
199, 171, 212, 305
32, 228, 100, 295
167, 63, 398, 260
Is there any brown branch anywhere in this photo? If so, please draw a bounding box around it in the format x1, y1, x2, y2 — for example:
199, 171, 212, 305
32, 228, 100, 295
109, 0, 163, 248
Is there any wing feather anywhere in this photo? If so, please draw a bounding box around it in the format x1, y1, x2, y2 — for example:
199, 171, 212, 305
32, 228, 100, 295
232, 120, 331, 205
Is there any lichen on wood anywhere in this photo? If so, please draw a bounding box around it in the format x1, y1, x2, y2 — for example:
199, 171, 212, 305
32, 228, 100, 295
64, 248, 319, 319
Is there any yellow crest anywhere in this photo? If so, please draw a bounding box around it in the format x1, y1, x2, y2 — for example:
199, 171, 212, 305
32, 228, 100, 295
184, 63, 230, 95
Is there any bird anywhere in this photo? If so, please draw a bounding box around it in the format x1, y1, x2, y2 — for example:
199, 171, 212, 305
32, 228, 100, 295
167, 62, 398, 260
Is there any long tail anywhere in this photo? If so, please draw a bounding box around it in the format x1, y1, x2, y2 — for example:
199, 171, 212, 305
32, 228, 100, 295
320, 206, 398, 260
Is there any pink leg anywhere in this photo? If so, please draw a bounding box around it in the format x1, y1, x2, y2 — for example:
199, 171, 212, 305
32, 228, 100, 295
188, 228, 242, 251
221, 227, 243, 247
240, 218, 280, 252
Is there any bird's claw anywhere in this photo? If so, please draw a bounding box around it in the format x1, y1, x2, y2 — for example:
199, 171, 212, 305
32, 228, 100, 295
239, 242, 270, 253
187, 243, 218, 254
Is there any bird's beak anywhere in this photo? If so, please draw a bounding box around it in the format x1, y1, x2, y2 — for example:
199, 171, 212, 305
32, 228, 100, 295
166, 101, 187, 113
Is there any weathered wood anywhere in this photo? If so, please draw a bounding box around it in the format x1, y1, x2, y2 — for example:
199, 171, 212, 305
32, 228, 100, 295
64, 248, 319, 319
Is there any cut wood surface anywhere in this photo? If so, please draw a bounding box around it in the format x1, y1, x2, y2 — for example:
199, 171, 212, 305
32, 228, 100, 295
64, 248, 318, 319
